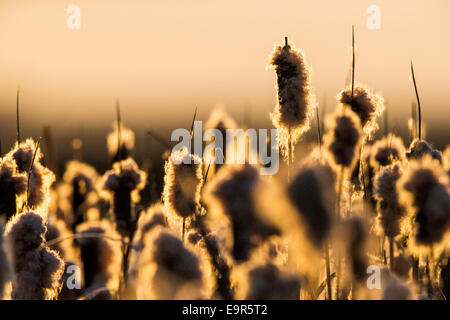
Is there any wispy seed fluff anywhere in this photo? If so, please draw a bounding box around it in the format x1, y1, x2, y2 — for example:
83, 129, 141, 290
324, 109, 362, 170
163, 148, 203, 220
6, 138, 55, 213
137, 228, 203, 299
269, 40, 314, 158
204, 164, 279, 262
370, 134, 406, 169
63, 160, 99, 216
406, 139, 442, 163
5, 211, 64, 300
374, 163, 407, 238
107, 123, 135, 162
100, 158, 146, 238
287, 163, 335, 246
75, 220, 123, 297
235, 263, 301, 300
399, 156, 450, 247
0, 158, 26, 219
338, 86, 384, 139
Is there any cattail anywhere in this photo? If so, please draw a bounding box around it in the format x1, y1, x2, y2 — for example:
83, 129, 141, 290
100, 158, 146, 239
5, 211, 64, 299
406, 139, 442, 163
399, 156, 450, 247
0, 222, 10, 298
75, 220, 123, 297
338, 86, 384, 140
235, 263, 301, 300
137, 228, 203, 299
163, 147, 203, 237
126, 203, 167, 298
205, 107, 238, 173
6, 138, 55, 213
63, 160, 99, 230
107, 122, 135, 163
374, 163, 407, 238
0, 157, 27, 219
269, 37, 314, 161
345, 218, 369, 283
370, 134, 406, 169
46, 218, 81, 300
204, 163, 279, 262
287, 163, 335, 246
324, 109, 362, 171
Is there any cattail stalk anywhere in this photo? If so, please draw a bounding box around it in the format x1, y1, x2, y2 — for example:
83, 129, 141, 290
410, 61, 422, 140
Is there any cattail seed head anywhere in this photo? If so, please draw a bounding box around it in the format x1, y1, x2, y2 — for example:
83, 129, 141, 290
339, 86, 384, 139
269, 39, 314, 158
107, 123, 135, 162
287, 163, 335, 246
163, 148, 203, 219
235, 263, 301, 300
406, 139, 442, 163
374, 163, 407, 238
100, 158, 146, 238
75, 220, 123, 294
204, 163, 279, 262
399, 156, 450, 247
370, 134, 406, 169
137, 228, 203, 299
5, 211, 64, 299
324, 109, 362, 170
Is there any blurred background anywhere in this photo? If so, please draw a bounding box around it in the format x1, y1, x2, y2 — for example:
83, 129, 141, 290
0, 0, 449, 171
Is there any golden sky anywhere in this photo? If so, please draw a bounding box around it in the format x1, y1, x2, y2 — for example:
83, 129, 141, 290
0, 0, 449, 145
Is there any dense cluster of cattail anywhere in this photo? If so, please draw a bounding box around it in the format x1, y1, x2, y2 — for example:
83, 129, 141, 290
0, 34, 448, 302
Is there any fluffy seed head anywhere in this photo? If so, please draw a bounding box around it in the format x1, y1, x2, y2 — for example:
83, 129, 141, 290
7, 138, 43, 173
204, 163, 279, 262
269, 40, 315, 158
5, 211, 64, 299
163, 148, 203, 219
338, 86, 384, 139
75, 220, 123, 292
137, 228, 203, 299
406, 139, 442, 163
399, 156, 450, 247
236, 263, 301, 300
287, 163, 335, 246
370, 134, 406, 169
374, 163, 407, 238
324, 109, 362, 169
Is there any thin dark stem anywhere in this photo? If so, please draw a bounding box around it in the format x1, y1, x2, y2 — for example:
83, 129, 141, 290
182, 217, 186, 243
16, 87, 21, 144
285, 36, 288, 47
147, 130, 172, 150
316, 106, 322, 155
410, 61, 422, 140
351, 25, 355, 98
116, 100, 122, 164
189, 107, 197, 138
287, 127, 291, 182
325, 242, 332, 300
46, 232, 137, 249
26, 138, 41, 210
